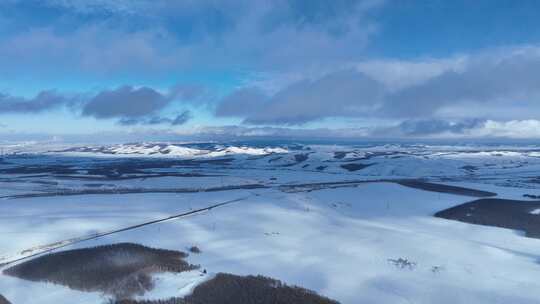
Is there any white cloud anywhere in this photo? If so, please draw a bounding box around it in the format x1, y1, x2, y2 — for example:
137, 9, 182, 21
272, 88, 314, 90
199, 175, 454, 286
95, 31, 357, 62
7, 26, 181, 72
0, 1, 383, 75
469, 120, 540, 138
38, 0, 146, 14
216, 44, 540, 126
356, 56, 467, 91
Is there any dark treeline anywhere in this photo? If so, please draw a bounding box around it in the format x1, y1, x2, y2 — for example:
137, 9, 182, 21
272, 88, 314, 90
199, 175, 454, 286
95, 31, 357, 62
115, 273, 339, 304
3, 243, 198, 300
0, 294, 11, 304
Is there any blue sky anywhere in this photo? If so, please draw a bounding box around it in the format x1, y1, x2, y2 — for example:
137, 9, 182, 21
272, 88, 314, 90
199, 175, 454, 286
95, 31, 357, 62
1, 0, 540, 140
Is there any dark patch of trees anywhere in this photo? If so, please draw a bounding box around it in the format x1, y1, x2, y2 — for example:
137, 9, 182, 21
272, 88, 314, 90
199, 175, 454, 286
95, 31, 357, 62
294, 154, 309, 163
0, 164, 77, 175
333, 152, 348, 159
388, 258, 416, 270
3, 183, 268, 199
461, 165, 478, 172
114, 273, 340, 304
340, 163, 372, 172
3, 243, 198, 300
268, 156, 283, 163
188, 246, 201, 254
397, 180, 496, 197
0, 156, 234, 180
0, 294, 11, 304
435, 198, 540, 239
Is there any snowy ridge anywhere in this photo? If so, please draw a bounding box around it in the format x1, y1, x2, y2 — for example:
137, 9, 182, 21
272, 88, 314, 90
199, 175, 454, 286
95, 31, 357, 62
47, 143, 288, 158
2, 142, 540, 182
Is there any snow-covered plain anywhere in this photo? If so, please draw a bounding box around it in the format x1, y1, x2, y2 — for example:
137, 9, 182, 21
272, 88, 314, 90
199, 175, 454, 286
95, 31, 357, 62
1, 141, 540, 303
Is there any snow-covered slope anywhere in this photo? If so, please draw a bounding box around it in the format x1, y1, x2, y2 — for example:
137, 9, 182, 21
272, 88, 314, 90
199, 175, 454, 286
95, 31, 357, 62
1, 141, 540, 303
50, 142, 288, 158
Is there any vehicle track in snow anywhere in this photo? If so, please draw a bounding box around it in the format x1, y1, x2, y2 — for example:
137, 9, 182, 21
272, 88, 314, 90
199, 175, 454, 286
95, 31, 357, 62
0, 195, 252, 268
0, 180, 495, 266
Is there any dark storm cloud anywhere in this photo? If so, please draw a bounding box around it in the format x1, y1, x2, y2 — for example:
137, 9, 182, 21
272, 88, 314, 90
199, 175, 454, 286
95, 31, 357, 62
81, 85, 199, 126
117, 111, 192, 126
168, 110, 193, 125
0, 91, 72, 113
397, 119, 485, 136
176, 125, 370, 138
81, 86, 171, 119
217, 69, 384, 125
146, 112, 192, 126
216, 49, 540, 126
0, 84, 196, 126
215, 87, 267, 118
380, 50, 540, 118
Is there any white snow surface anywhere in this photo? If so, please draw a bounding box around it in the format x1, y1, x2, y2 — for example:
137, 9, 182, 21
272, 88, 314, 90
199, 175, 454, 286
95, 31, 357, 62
530, 209, 540, 215
1, 142, 540, 303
